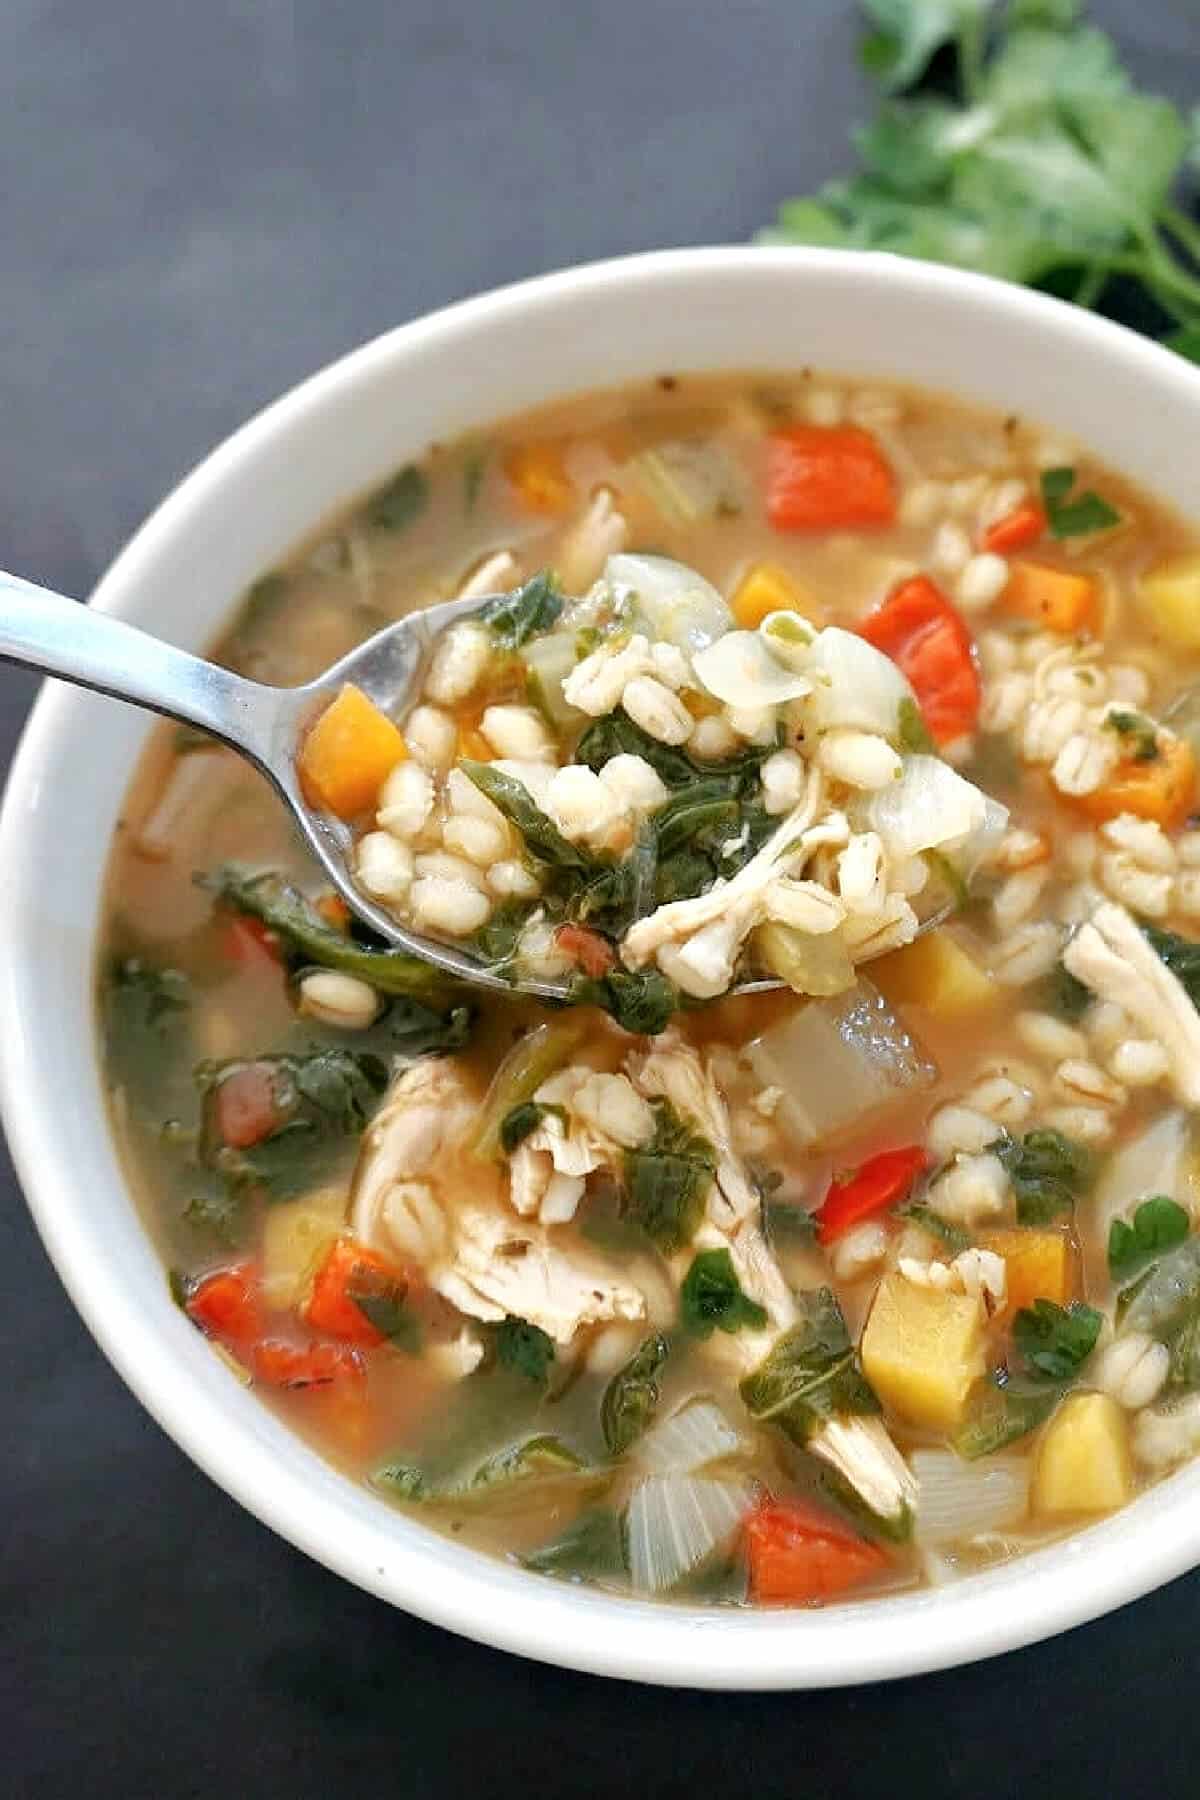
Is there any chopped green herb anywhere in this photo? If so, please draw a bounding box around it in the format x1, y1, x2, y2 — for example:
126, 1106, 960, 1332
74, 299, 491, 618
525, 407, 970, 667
569, 968, 680, 1036
478, 571, 563, 648
366, 465, 428, 532
467, 1436, 585, 1490
373, 1463, 428, 1501
954, 1378, 1062, 1460
896, 695, 936, 755
1108, 1195, 1191, 1283
1120, 1235, 1200, 1341
1013, 1299, 1102, 1381
680, 1249, 768, 1339
1033, 958, 1092, 1022
494, 1316, 556, 1383
522, 1507, 626, 1579
991, 1128, 1091, 1223
623, 1101, 716, 1251
461, 761, 589, 872
740, 1287, 879, 1446
900, 1202, 971, 1255
499, 1100, 552, 1155
1105, 709, 1160, 763
102, 957, 192, 1118
601, 1332, 669, 1456
347, 1260, 422, 1353
1040, 466, 1121, 540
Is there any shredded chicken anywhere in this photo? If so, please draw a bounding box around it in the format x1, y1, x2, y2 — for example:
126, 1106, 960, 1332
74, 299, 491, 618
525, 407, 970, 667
1063, 901, 1200, 1107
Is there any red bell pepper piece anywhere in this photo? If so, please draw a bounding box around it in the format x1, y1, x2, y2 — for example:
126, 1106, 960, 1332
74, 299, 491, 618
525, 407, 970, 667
766, 425, 897, 532
814, 1145, 927, 1245
859, 575, 981, 746
305, 1239, 410, 1346
745, 1498, 889, 1604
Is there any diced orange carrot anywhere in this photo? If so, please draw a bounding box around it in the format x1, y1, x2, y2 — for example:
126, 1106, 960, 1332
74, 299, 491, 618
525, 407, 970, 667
731, 562, 819, 629
305, 1239, 410, 1346
186, 1263, 262, 1346
745, 1498, 888, 1605
766, 426, 896, 532
976, 1228, 1072, 1326
1003, 561, 1095, 633
980, 501, 1046, 556
504, 443, 574, 513
299, 683, 407, 820
1072, 734, 1196, 829
214, 1063, 287, 1149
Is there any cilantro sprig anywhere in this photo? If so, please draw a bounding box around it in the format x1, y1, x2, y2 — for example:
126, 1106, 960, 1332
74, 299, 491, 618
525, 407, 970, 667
760, 2, 1200, 359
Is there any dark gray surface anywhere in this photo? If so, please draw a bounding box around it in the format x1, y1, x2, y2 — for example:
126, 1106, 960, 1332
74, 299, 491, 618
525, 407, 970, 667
3, 2, 1200, 1794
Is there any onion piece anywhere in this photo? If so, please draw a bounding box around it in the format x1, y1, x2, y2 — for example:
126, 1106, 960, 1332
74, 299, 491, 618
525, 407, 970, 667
692, 630, 813, 708
1092, 1108, 1198, 1243
747, 978, 937, 1148
626, 1474, 755, 1592
807, 627, 916, 739
911, 1450, 1028, 1545
605, 553, 732, 654
635, 1399, 745, 1475
866, 755, 989, 862
759, 610, 819, 671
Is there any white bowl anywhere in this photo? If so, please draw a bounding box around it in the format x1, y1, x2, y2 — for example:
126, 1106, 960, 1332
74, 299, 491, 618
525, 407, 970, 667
5, 247, 1200, 1689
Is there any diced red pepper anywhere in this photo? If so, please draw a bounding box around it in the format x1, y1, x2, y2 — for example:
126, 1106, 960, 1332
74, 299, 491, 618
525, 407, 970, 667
859, 575, 981, 746
766, 426, 896, 532
186, 1262, 262, 1346
252, 1340, 364, 1388
222, 915, 282, 969
554, 923, 616, 979
745, 1498, 889, 1604
980, 500, 1045, 556
305, 1239, 409, 1346
814, 1145, 927, 1246
213, 1062, 287, 1150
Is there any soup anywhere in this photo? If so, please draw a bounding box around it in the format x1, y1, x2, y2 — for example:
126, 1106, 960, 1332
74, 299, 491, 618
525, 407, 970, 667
101, 371, 1200, 1606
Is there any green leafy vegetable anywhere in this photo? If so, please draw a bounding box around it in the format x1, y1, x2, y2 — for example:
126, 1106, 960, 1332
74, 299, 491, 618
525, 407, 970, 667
954, 1377, 1062, 1459
366, 465, 428, 532
1104, 709, 1159, 763
1168, 1311, 1200, 1393
575, 708, 772, 794
680, 1250, 768, 1339
522, 1506, 626, 1579
1108, 1195, 1191, 1282
374, 1436, 587, 1508
601, 1331, 670, 1456
197, 1048, 388, 1202
763, 1199, 818, 1244
899, 1202, 971, 1255
623, 1101, 716, 1251
1144, 924, 1200, 1011
1033, 957, 1092, 1022
499, 1100, 554, 1155
896, 695, 937, 755
102, 956, 192, 1118
739, 1287, 879, 1446
462, 445, 488, 513
460, 762, 589, 872
1119, 1234, 1200, 1340
759, 3, 1200, 355
201, 866, 447, 999
478, 571, 563, 648
569, 968, 680, 1036
347, 1276, 421, 1353
493, 1316, 556, 1383
991, 1128, 1091, 1223
1040, 466, 1121, 538
1012, 1298, 1103, 1381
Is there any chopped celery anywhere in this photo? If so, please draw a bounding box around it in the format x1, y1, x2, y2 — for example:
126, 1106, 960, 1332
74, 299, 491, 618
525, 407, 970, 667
751, 920, 856, 997
520, 631, 581, 733
625, 441, 746, 525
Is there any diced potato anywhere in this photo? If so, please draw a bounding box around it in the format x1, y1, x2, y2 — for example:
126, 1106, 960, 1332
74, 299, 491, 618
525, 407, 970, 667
861, 1271, 986, 1431
504, 443, 574, 513
261, 1187, 348, 1311
976, 1226, 1071, 1326
1032, 1392, 1132, 1518
1072, 735, 1196, 830
1003, 561, 1095, 633
299, 683, 407, 819
1137, 552, 1200, 649
872, 929, 997, 1020
731, 561, 821, 630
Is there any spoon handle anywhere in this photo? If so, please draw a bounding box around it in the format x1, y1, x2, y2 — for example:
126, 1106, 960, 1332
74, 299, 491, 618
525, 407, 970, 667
0, 570, 277, 767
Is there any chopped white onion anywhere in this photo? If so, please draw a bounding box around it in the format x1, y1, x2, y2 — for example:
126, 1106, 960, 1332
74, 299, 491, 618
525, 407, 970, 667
1091, 1108, 1196, 1242
626, 1474, 754, 1593
807, 627, 915, 739
635, 1399, 745, 1475
747, 978, 937, 1147
759, 610, 819, 670
867, 755, 989, 861
692, 631, 813, 708
605, 553, 732, 653
911, 1450, 1028, 1545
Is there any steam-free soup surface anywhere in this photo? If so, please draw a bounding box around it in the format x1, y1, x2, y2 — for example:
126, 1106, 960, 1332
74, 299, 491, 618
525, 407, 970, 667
102, 371, 1200, 1607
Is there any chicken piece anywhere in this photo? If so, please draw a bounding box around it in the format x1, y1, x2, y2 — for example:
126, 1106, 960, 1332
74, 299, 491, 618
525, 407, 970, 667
350, 1058, 477, 1246
1063, 901, 1200, 1107
620, 772, 824, 996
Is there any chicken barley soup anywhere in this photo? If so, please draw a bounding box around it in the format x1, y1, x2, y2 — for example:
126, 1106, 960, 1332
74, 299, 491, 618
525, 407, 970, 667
102, 372, 1200, 1606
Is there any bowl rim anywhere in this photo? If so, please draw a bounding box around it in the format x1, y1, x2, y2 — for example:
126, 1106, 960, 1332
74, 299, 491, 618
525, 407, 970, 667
7, 244, 1200, 1689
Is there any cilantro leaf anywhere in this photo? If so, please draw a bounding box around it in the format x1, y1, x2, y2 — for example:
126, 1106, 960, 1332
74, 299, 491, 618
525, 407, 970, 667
859, 0, 989, 94
1013, 1298, 1103, 1380
478, 571, 563, 648
991, 1128, 1090, 1222
494, 1316, 556, 1383
680, 1249, 768, 1339
1108, 1195, 1191, 1283
1039, 466, 1121, 538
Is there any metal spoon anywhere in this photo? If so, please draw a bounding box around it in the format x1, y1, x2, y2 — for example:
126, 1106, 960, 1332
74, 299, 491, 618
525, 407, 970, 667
0, 570, 944, 1001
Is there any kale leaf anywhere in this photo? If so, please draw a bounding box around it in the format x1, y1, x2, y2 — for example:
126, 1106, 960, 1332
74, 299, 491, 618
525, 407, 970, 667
623, 1100, 716, 1251
680, 1249, 768, 1339
569, 968, 680, 1036
460, 762, 590, 872
1108, 1195, 1191, 1283
197, 1048, 387, 1202
478, 571, 563, 648
1012, 1298, 1103, 1381
102, 956, 192, 1118
601, 1331, 670, 1456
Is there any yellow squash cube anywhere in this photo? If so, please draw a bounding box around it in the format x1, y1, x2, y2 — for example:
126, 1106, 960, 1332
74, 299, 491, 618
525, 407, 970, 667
1137, 553, 1200, 650
261, 1187, 348, 1311
1032, 1392, 1132, 1518
872, 929, 998, 1020
861, 1272, 986, 1432
731, 562, 820, 630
